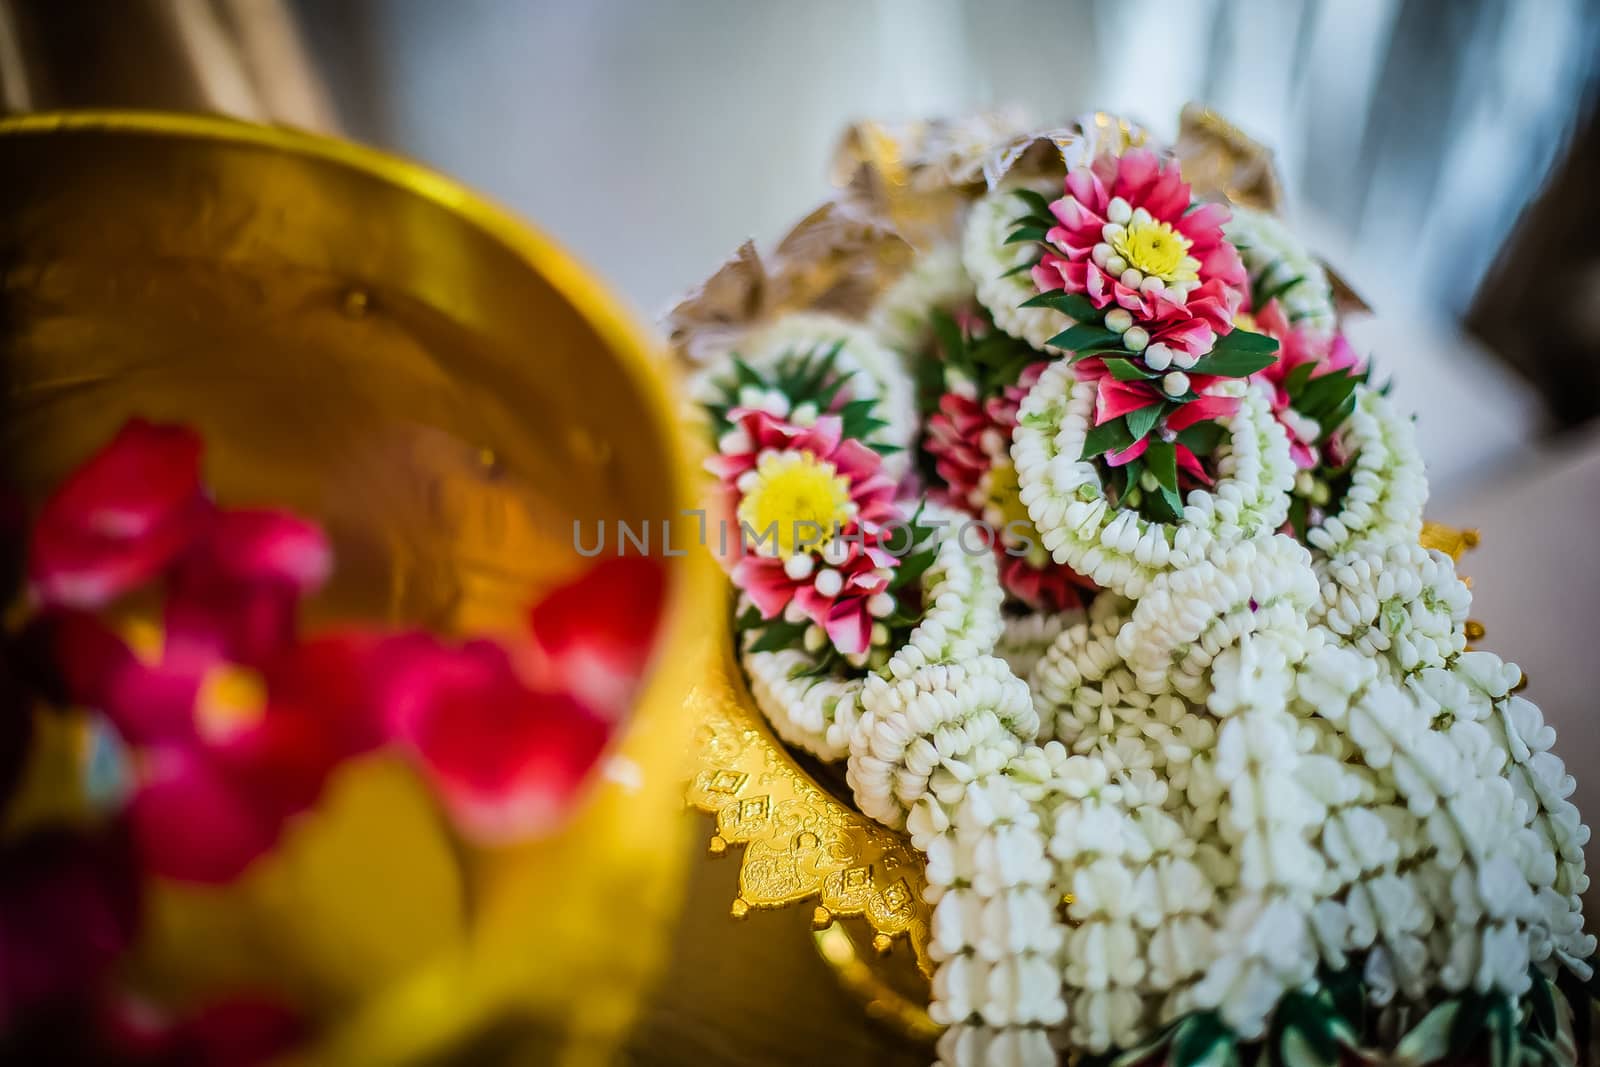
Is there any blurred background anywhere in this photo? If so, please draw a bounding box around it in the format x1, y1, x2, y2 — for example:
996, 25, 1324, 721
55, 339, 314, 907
2, 1, 1598, 1059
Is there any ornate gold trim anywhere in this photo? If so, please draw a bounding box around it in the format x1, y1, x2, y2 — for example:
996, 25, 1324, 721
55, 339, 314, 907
685, 628, 934, 976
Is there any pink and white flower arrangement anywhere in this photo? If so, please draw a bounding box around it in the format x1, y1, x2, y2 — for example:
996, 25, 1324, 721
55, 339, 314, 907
1032, 148, 1248, 365
673, 107, 1597, 1067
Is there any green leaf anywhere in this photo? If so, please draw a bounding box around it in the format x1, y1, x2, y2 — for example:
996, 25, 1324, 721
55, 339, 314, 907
1004, 225, 1048, 245
1484, 998, 1515, 1067
1283, 360, 1317, 397
1145, 438, 1178, 493
1125, 402, 1163, 443
1081, 417, 1134, 460
731, 355, 764, 389
999, 260, 1036, 279
1296, 367, 1361, 420
1047, 323, 1124, 352
1140, 483, 1182, 523
1215, 327, 1281, 354
1013, 187, 1053, 217
1527, 968, 1559, 1038
1317, 393, 1358, 439
1171, 1014, 1238, 1067
1020, 290, 1098, 321
747, 620, 809, 653
1257, 273, 1306, 308
1103, 357, 1154, 381
1176, 420, 1226, 456
1188, 334, 1280, 378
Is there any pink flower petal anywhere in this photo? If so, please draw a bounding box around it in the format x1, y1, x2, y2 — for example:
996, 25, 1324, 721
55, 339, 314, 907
1105, 437, 1150, 467
822, 602, 872, 656
38, 609, 200, 747
29, 420, 211, 609
1096, 378, 1160, 425
381, 638, 611, 844
1165, 395, 1240, 432
1174, 444, 1214, 486
130, 746, 280, 883
529, 556, 665, 717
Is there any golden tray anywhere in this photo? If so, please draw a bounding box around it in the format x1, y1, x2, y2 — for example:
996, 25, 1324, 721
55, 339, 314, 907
0, 110, 718, 1066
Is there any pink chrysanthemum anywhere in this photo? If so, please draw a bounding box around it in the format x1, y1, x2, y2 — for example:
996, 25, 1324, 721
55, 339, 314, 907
924, 364, 1094, 612
707, 406, 898, 559
1250, 299, 1364, 469
1032, 149, 1248, 363
734, 538, 898, 656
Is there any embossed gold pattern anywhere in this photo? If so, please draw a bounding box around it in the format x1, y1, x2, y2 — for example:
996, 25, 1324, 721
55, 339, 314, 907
686, 623, 934, 976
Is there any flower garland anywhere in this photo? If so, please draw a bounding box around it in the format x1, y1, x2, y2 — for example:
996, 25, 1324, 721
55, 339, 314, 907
687, 109, 1598, 1067
963, 178, 1072, 353
1224, 206, 1339, 332
1011, 361, 1295, 597
1302, 387, 1428, 558
870, 240, 976, 356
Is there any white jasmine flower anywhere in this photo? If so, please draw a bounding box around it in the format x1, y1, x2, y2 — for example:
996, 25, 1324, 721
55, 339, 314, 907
1304, 387, 1427, 559
1222, 207, 1338, 331
868, 240, 977, 356
963, 179, 1073, 353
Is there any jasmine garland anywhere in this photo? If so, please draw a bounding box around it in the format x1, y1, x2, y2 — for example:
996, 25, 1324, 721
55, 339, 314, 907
672, 109, 1596, 1067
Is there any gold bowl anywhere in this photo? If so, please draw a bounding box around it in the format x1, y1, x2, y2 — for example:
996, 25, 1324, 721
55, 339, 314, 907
0, 111, 717, 1065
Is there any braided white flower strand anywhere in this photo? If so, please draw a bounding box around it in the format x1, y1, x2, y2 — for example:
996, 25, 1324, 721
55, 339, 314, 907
1012, 362, 1295, 598
1304, 387, 1427, 558
869, 240, 975, 356
1115, 535, 1320, 700
1313, 540, 1471, 681
995, 607, 1084, 695
1223, 206, 1338, 331
963, 179, 1071, 354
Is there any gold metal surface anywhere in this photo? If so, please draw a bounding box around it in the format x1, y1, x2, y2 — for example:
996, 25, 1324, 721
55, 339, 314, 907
0, 110, 716, 1066
813, 921, 941, 1045
684, 621, 934, 975
1174, 104, 1284, 213
1420, 521, 1481, 562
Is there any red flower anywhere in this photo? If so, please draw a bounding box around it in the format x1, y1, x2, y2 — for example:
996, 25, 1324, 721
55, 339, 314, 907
1250, 299, 1364, 469
375, 634, 612, 844
923, 363, 1096, 610
42, 510, 359, 883
528, 555, 664, 718
375, 556, 665, 844
999, 552, 1095, 614
29, 420, 212, 609
1032, 149, 1247, 363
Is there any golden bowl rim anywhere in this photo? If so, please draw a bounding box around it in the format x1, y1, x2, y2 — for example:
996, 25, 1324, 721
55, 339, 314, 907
2, 108, 728, 1061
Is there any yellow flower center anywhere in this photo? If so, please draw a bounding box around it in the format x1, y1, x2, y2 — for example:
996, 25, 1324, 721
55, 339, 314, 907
114, 618, 268, 744
195, 663, 268, 742
1233, 311, 1259, 332
1113, 219, 1193, 281
982, 459, 1050, 567
982, 458, 1032, 531
737, 450, 856, 557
